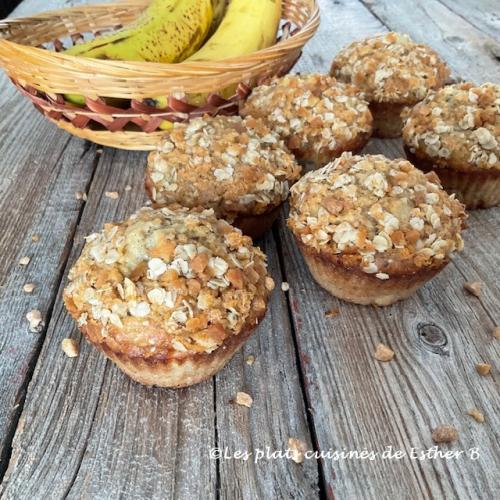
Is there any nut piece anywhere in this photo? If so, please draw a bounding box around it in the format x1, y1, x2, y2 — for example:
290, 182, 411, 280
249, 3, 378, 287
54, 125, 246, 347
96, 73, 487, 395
492, 326, 500, 339
467, 408, 485, 423
245, 355, 255, 366
23, 283, 35, 293
26, 309, 43, 332
235, 391, 253, 408
61, 338, 79, 358
288, 438, 308, 464
19, 256, 30, 266
431, 425, 458, 443
281, 281, 290, 292
464, 281, 482, 297
475, 363, 492, 376
374, 343, 395, 362
105, 191, 119, 200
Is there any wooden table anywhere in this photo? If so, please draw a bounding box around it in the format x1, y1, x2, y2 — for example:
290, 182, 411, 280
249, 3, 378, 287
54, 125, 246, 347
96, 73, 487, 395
0, 1, 498, 498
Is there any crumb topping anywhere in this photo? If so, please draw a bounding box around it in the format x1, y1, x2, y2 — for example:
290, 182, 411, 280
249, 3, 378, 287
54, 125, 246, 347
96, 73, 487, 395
146, 116, 301, 219
331, 32, 450, 104
64, 207, 273, 358
403, 83, 500, 171
240, 73, 372, 158
288, 153, 466, 278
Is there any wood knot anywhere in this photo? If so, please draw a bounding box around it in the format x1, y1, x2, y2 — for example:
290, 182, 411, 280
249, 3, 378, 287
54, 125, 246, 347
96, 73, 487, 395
417, 322, 449, 355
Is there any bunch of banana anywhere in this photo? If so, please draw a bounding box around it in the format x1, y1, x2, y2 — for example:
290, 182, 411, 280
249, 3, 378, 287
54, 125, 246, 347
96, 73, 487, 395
64, 0, 228, 106
153, 0, 282, 127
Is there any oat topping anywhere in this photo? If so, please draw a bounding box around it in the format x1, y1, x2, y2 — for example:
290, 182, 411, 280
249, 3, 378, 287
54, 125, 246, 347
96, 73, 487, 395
475, 363, 491, 376
431, 425, 458, 443
288, 153, 466, 278
288, 438, 308, 464
146, 116, 300, 220
331, 32, 450, 104
61, 338, 79, 358
464, 281, 482, 297
235, 391, 253, 407
240, 73, 372, 161
63, 207, 272, 358
374, 343, 395, 362
403, 83, 500, 171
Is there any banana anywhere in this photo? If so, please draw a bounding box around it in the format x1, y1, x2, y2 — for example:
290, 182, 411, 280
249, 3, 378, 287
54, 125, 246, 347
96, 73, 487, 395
153, 0, 282, 126
64, 0, 228, 106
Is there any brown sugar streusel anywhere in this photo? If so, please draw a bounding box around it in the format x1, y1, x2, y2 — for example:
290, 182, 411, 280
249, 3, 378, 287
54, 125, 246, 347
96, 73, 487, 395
146, 116, 301, 223
240, 73, 373, 168
63, 207, 274, 359
331, 32, 449, 105
403, 83, 500, 172
288, 153, 466, 279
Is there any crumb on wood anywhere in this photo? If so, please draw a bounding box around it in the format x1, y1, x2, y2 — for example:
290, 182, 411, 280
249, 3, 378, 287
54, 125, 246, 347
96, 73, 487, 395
61, 338, 79, 358
234, 391, 253, 408
464, 281, 482, 297
96, 148, 103, 154
125, 185, 132, 191
288, 438, 308, 464
492, 326, 500, 339
281, 281, 290, 292
26, 309, 43, 333
325, 308, 339, 318
245, 355, 255, 366
431, 425, 458, 443
265, 277, 275, 291
31, 235, 40, 242
75, 191, 87, 201
23, 283, 35, 293
105, 191, 119, 200
475, 363, 491, 376
467, 408, 485, 423
374, 343, 395, 362
19, 256, 30, 266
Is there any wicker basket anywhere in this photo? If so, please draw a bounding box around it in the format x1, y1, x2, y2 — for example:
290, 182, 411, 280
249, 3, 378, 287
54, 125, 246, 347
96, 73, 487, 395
0, 0, 319, 150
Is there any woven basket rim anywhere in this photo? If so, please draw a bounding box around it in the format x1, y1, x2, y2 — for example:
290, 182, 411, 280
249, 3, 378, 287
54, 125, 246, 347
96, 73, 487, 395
0, 0, 320, 72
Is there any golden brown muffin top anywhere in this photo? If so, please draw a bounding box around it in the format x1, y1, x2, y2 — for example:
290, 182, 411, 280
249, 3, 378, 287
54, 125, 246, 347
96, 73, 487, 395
64, 207, 274, 358
331, 32, 450, 104
146, 116, 301, 218
240, 73, 372, 156
288, 153, 466, 278
403, 82, 500, 171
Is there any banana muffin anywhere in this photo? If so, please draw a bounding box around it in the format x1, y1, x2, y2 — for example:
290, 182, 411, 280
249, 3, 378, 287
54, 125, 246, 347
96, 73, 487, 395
64, 206, 275, 388
403, 82, 500, 208
239, 73, 373, 169
288, 153, 466, 306
146, 115, 301, 239
331, 32, 450, 138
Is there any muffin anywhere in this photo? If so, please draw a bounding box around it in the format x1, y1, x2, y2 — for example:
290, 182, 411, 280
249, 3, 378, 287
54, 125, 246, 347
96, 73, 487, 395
288, 153, 466, 306
146, 115, 301, 239
403, 82, 500, 209
239, 73, 373, 169
331, 32, 450, 138
63, 206, 274, 388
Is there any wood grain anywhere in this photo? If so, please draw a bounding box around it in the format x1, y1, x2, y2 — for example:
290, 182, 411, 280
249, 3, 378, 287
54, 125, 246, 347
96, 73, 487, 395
274, 0, 500, 497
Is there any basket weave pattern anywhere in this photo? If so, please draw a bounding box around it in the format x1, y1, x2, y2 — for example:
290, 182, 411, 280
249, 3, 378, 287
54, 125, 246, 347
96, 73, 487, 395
0, 0, 319, 150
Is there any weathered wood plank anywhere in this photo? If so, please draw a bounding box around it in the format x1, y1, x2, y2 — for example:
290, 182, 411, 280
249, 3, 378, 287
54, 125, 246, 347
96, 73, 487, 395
360, 0, 500, 82
0, 71, 97, 477
273, 0, 500, 497
215, 235, 319, 500
436, 0, 500, 43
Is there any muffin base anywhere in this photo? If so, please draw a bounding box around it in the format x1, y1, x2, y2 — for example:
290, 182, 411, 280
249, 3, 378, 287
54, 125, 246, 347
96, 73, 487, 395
370, 102, 407, 138
405, 146, 500, 209
74, 314, 261, 388
297, 241, 446, 306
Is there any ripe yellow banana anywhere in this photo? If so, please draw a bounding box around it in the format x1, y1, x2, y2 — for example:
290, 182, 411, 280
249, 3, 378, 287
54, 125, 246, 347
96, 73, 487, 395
64, 0, 228, 106
153, 0, 282, 127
